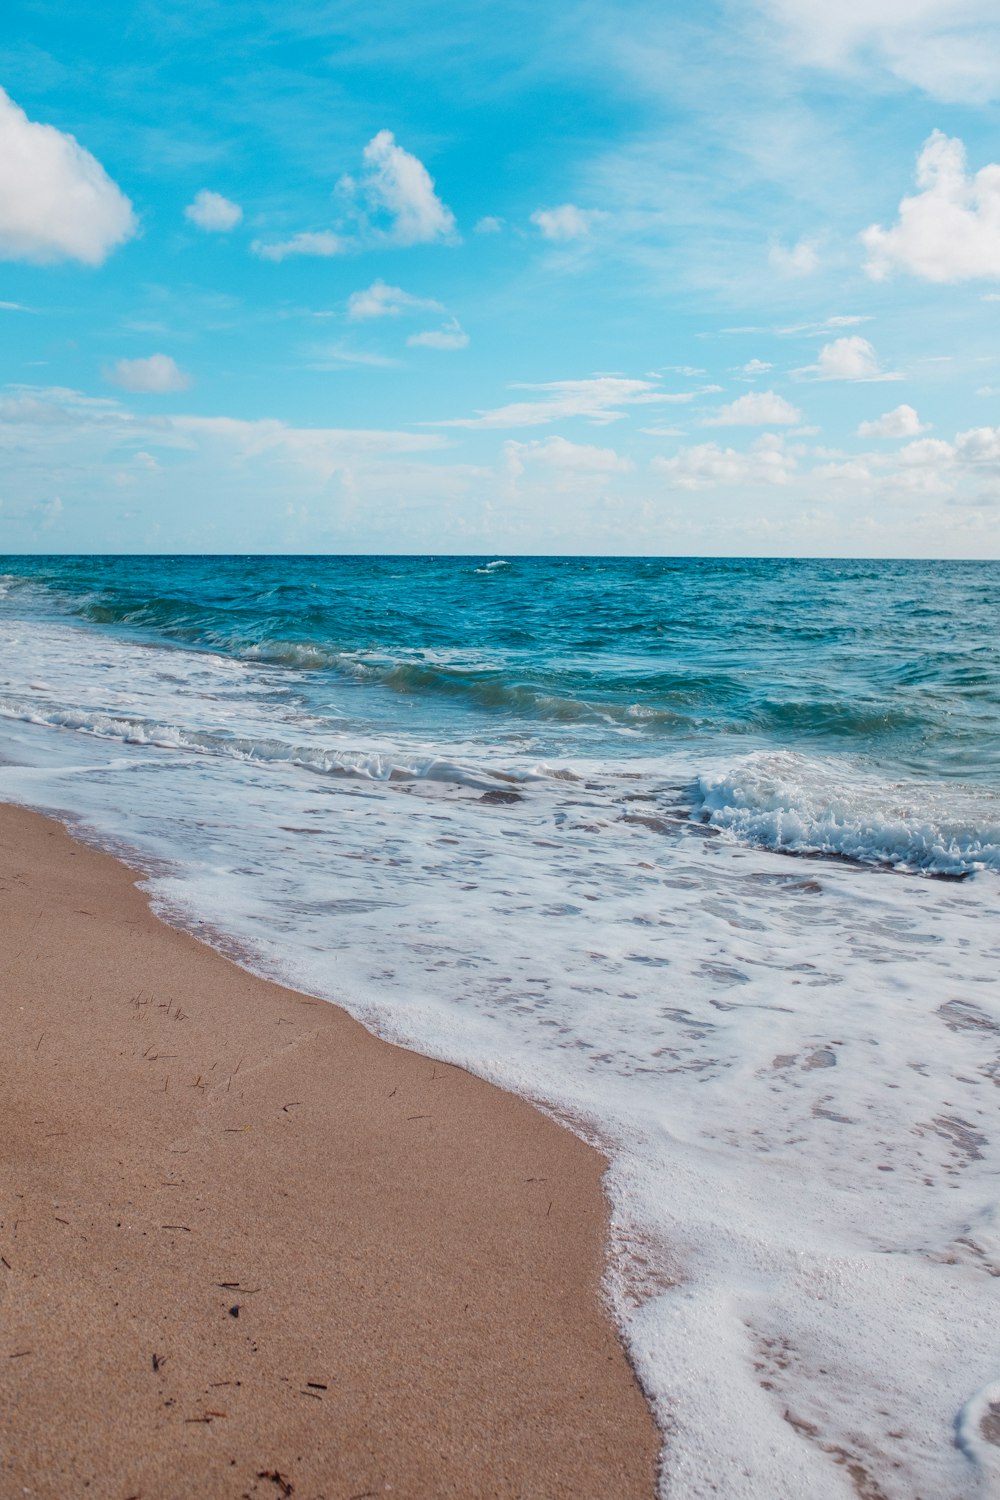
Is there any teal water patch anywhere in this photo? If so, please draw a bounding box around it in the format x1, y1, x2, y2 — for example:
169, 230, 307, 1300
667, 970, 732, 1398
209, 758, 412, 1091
2, 555, 999, 780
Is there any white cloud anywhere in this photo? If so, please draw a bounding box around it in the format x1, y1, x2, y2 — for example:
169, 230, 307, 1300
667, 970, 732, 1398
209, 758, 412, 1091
0, 86, 136, 265
106, 354, 191, 394
743, 359, 773, 375
703, 390, 802, 426
954, 426, 1000, 468
863, 132, 1000, 284
898, 436, 956, 466
347, 280, 443, 320
654, 434, 797, 490
0, 383, 464, 550
340, 130, 457, 246
184, 189, 242, 232
761, 0, 1000, 104
407, 319, 469, 350
798, 336, 901, 381
505, 435, 633, 479
309, 344, 400, 369
531, 204, 606, 241
171, 415, 446, 476
251, 230, 344, 262
857, 404, 926, 438
432, 376, 683, 429
474, 215, 504, 234
769, 237, 820, 275
777, 315, 873, 337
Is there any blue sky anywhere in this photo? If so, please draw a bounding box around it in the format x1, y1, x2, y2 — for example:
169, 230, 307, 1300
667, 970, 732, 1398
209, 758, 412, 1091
2, 0, 1000, 554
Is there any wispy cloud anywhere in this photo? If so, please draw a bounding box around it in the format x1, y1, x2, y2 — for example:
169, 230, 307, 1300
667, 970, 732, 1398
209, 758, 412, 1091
430, 376, 688, 429
759, 0, 1000, 104
776, 315, 872, 337
308, 344, 400, 369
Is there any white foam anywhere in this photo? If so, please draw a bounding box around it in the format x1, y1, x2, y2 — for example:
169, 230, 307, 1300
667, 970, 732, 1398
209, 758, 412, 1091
694, 749, 1000, 875
1, 613, 998, 1498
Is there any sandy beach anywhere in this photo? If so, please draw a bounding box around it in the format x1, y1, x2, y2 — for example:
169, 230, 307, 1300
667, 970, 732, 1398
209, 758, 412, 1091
0, 803, 660, 1500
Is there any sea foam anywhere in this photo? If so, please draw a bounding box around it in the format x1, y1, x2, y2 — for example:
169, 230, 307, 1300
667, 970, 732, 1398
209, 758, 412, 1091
2, 557, 1000, 1498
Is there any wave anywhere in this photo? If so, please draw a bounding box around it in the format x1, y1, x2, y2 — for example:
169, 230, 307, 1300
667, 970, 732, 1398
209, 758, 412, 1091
0, 697, 553, 792
691, 751, 1000, 876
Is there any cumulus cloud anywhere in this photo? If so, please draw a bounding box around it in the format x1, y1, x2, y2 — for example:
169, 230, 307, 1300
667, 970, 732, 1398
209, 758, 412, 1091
0, 86, 136, 265
798, 336, 901, 381
654, 434, 797, 490
185, 189, 242, 232
743, 359, 773, 375
474, 215, 504, 234
106, 354, 191, 394
531, 204, 606, 241
769, 237, 820, 275
857, 404, 926, 438
252, 132, 456, 260
432, 376, 682, 429
703, 391, 802, 426
340, 130, 457, 246
863, 132, 1000, 283
251, 230, 344, 262
407, 319, 469, 350
347, 280, 443, 320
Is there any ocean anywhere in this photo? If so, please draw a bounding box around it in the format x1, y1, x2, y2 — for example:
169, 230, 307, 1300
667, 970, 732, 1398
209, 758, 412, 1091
1, 554, 998, 1498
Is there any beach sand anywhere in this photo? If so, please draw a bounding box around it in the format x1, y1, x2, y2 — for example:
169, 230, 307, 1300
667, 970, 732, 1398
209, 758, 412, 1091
0, 803, 660, 1499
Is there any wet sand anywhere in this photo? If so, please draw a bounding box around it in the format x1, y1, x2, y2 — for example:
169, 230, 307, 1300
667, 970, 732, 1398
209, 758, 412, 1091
0, 803, 660, 1499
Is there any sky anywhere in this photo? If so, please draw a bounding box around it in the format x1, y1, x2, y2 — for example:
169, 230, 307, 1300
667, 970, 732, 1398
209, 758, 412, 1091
2, 0, 1000, 555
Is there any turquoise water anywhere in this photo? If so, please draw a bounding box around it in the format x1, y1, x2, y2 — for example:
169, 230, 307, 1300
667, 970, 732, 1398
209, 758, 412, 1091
2, 554, 1000, 1497
4, 553, 1000, 782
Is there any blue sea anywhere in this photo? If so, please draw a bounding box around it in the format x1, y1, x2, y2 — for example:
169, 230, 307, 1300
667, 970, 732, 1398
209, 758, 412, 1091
2, 555, 999, 1498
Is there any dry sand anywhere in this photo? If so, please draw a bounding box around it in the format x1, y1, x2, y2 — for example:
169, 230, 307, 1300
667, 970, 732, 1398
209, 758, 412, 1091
0, 803, 660, 1500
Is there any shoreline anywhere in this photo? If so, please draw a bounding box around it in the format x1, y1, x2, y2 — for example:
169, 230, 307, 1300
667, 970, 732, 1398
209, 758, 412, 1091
0, 802, 660, 1499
